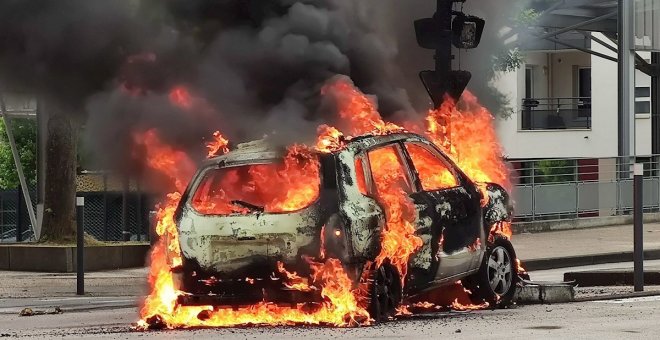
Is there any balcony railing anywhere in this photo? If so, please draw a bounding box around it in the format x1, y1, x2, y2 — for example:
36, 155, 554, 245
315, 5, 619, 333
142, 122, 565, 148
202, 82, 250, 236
521, 97, 591, 130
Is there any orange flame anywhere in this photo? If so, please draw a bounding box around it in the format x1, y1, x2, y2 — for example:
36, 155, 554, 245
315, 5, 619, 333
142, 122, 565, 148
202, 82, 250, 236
322, 77, 403, 137
206, 131, 229, 158
137, 131, 369, 329
133, 129, 196, 193
489, 221, 513, 242
137, 77, 515, 329
169, 86, 192, 109
424, 93, 510, 190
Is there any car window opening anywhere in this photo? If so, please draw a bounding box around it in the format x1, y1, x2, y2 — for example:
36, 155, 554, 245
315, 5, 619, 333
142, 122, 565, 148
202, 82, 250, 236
191, 155, 321, 215
367, 145, 414, 196
405, 143, 459, 191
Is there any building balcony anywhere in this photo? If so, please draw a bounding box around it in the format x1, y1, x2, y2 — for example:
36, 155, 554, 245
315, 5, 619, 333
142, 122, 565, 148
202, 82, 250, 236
521, 97, 592, 131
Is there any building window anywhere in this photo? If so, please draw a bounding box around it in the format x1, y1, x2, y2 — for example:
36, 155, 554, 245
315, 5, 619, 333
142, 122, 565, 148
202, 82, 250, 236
525, 67, 534, 99
636, 101, 651, 114
636, 87, 651, 97
635, 86, 651, 115
578, 68, 592, 99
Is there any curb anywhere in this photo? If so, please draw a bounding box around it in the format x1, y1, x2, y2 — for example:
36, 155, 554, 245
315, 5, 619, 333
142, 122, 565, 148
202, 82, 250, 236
521, 248, 660, 271
564, 270, 660, 286
573, 290, 660, 303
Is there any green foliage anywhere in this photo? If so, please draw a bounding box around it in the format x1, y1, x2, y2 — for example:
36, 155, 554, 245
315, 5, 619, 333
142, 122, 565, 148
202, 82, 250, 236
0, 118, 37, 189
515, 8, 540, 27
493, 48, 524, 73
534, 160, 576, 184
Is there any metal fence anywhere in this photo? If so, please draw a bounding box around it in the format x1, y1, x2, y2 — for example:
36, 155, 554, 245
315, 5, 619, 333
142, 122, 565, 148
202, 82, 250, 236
0, 186, 35, 242
521, 97, 592, 130
0, 188, 154, 243
510, 156, 660, 221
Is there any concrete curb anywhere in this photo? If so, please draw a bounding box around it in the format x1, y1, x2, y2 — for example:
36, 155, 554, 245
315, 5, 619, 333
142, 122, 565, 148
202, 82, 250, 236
572, 290, 660, 303
516, 282, 575, 305
0, 244, 150, 272
564, 270, 660, 286
513, 213, 660, 234
521, 248, 660, 271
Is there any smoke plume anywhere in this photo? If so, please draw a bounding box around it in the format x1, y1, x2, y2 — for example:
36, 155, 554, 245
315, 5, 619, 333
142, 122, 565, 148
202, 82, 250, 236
0, 0, 528, 175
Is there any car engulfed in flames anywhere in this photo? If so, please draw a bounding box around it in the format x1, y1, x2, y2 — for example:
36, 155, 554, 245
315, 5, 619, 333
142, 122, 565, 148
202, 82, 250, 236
135, 77, 518, 330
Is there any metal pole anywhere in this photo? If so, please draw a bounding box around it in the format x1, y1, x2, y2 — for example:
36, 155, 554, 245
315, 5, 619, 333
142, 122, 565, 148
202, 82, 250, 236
618, 0, 636, 178
102, 173, 108, 241
652, 52, 660, 155
122, 174, 130, 242
136, 180, 142, 242
76, 196, 85, 295
434, 0, 453, 79
0, 96, 39, 239
536, 11, 618, 42
540, 35, 619, 63
16, 184, 23, 242
633, 163, 644, 292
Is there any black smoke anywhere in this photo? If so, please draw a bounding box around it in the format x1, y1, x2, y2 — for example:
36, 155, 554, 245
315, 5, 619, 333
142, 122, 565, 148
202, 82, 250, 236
0, 0, 526, 175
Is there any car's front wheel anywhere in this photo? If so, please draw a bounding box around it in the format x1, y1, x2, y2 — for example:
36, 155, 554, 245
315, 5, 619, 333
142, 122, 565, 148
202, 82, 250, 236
464, 236, 518, 308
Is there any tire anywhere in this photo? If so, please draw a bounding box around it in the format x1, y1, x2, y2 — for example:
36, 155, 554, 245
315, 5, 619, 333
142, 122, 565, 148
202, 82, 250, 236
367, 261, 402, 322
464, 236, 518, 308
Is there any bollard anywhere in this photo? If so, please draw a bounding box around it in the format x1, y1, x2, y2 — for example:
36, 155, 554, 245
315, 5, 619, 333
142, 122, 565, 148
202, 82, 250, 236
76, 196, 85, 296
633, 163, 644, 292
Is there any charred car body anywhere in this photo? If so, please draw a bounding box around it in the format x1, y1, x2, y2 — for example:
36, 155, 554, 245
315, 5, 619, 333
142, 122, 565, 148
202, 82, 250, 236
172, 133, 517, 320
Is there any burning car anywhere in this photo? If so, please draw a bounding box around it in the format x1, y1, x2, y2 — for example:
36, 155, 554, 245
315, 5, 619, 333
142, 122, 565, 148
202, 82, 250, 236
169, 131, 517, 321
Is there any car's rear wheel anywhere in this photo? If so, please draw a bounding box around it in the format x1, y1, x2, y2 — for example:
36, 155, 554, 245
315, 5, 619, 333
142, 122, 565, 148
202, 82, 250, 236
368, 261, 402, 322
464, 236, 518, 308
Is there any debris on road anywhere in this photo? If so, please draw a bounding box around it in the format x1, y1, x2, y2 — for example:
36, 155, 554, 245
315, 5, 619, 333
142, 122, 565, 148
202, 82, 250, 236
19, 307, 63, 317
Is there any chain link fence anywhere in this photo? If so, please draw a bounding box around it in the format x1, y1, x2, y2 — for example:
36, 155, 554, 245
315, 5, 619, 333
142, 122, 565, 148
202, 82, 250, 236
0, 186, 35, 242
0, 186, 155, 243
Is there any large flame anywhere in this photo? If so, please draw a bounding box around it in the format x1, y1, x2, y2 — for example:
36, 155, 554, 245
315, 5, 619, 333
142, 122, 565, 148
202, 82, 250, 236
191, 145, 321, 215
137, 77, 514, 329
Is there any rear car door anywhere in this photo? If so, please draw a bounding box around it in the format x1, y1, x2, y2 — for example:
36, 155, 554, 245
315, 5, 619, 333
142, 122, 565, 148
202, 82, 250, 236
402, 141, 482, 282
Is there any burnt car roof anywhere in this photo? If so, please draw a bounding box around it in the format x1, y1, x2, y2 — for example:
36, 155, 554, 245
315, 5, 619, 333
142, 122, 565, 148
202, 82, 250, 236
205, 132, 435, 166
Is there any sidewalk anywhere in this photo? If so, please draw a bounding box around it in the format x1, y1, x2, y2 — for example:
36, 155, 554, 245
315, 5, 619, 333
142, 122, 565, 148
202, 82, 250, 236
2, 223, 660, 299
0, 268, 148, 299
514, 222, 660, 270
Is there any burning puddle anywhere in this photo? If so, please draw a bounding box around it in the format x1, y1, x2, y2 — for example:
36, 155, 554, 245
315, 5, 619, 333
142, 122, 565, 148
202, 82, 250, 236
133, 77, 515, 330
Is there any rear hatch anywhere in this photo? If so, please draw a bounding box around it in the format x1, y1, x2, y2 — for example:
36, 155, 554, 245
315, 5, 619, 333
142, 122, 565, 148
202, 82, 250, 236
178, 147, 324, 276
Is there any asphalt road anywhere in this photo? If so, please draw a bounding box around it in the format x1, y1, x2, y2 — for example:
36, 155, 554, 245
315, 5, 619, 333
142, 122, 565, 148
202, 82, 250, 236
1, 296, 659, 339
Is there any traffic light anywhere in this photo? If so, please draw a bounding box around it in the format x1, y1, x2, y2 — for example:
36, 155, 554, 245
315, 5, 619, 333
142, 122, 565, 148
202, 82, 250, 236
414, 1, 484, 105
451, 13, 485, 49
414, 13, 485, 51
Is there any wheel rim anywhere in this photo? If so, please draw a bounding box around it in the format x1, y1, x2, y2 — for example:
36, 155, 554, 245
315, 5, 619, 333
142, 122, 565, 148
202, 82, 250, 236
371, 265, 400, 321
487, 246, 513, 295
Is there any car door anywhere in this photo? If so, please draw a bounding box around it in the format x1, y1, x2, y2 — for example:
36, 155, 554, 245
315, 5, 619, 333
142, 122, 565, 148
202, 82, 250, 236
402, 141, 483, 283
363, 142, 437, 290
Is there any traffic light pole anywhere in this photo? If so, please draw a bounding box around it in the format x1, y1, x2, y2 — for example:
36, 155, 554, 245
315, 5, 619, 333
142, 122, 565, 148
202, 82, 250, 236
434, 0, 454, 79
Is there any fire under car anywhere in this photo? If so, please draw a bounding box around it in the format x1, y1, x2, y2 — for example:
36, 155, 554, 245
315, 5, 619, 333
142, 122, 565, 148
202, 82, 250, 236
171, 132, 518, 321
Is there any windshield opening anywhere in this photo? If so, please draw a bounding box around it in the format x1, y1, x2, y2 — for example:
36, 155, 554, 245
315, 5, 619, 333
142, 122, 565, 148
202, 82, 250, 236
190, 151, 320, 215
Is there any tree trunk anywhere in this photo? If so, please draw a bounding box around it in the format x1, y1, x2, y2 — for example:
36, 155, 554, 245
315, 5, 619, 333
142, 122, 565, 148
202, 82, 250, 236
40, 113, 77, 242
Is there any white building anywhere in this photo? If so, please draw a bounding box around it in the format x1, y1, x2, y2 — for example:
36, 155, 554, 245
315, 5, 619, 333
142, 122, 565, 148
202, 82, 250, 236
493, 30, 658, 220
495, 33, 655, 161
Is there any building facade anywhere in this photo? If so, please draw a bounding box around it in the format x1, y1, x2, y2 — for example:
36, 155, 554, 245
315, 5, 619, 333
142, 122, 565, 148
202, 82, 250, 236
493, 32, 658, 221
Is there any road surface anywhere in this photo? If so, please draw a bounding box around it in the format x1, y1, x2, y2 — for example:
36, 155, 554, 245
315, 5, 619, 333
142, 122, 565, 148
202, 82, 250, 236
1, 296, 659, 339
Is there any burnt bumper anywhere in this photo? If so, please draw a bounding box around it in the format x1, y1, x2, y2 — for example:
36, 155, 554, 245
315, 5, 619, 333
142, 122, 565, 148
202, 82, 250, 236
176, 257, 322, 306
177, 286, 322, 307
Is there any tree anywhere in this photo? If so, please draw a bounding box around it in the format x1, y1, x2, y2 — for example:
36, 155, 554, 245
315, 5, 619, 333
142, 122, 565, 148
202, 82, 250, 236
39, 108, 78, 242
0, 118, 37, 190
